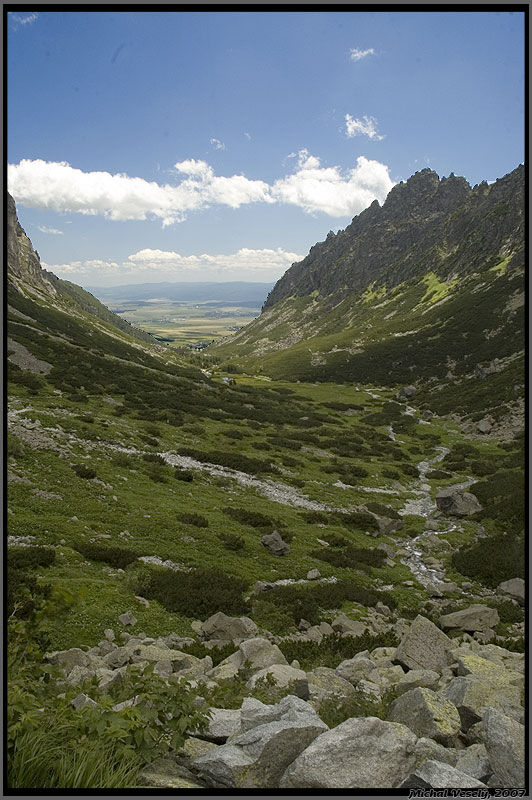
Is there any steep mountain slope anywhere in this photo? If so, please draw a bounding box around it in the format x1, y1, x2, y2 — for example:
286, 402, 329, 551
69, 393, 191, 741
212, 167, 525, 417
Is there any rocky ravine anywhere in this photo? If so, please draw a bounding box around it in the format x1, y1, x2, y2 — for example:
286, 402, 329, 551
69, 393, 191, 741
47, 611, 525, 790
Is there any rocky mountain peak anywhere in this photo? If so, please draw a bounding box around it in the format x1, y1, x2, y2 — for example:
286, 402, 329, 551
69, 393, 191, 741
7, 192, 58, 299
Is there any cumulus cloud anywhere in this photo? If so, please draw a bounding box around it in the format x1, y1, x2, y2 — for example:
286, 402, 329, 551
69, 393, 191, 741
244, 132, 251, 140
43, 246, 304, 284
37, 225, 63, 235
210, 137, 226, 150
271, 150, 393, 217
345, 114, 385, 141
9, 151, 394, 224
349, 47, 375, 62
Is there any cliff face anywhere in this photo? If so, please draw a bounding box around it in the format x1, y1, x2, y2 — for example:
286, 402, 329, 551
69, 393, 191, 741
264, 165, 524, 310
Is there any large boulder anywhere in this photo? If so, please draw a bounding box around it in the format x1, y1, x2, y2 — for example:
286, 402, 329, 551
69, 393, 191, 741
482, 707, 525, 788
414, 738, 457, 768
246, 664, 309, 699
44, 648, 91, 671
200, 708, 241, 743
261, 530, 290, 556
454, 744, 492, 784
440, 605, 499, 632
330, 613, 367, 636
238, 638, 288, 671
201, 612, 258, 642
394, 669, 440, 696
279, 717, 417, 789
435, 488, 482, 517
192, 717, 327, 788
306, 667, 357, 703
335, 656, 380, 686
496, 577, 525, 604
399, 760, 488, 789
387, 687, 461, 746
394, 615, 453, 672
442, 675, 523, 730
240, 694, 322, 734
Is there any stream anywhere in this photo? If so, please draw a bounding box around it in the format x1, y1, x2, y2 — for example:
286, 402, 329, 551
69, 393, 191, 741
397, 444, 476, 587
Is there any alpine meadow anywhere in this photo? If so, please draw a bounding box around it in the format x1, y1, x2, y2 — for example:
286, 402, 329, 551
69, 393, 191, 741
6, 8, 526, 793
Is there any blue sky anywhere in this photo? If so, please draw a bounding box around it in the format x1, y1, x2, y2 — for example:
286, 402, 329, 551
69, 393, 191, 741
7, 9, 525, 287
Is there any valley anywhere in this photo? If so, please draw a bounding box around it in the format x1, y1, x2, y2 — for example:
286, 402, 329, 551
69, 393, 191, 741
6, 183, 525, 790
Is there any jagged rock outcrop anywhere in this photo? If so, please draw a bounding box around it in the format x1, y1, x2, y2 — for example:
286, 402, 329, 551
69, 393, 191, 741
264, 165, 524, 309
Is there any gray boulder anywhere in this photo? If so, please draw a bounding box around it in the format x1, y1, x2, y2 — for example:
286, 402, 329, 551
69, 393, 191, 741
336, 656, 380, 686
45, 648, 91, 671
387, 687, 461, 746
440, 605, 499, 632
70, 692, 98, 710
118, 610, 137, 626
394, 615, 453, 672
201, 708, 241, 743
399, 760, 488, 789
201, 612, 258, 642
192, 717, 327, 788
394, 669, 440, 696
483, 707, 525, 788
306, 568, 321, 580
497, 577, 525, 604
238, 637, 288, 671
280, 716, 417, 789
306, 667, 357, 703
331, 613, 366, 636
414, 738, 457, 768
246, 664, 309, 699
261, 530, 290, 556
442, 675, 523, 730
455, 744, 492, 783
435, 488, 482, 517
240, 695, 322, 734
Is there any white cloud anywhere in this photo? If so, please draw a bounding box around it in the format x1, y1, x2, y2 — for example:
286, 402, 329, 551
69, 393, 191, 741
244, 132, 251, 140
43, 246, 304, 284
10, 12, 38, 27
345, 114, 385, 141
9, 151, 394, 224
37, 225, 63, 235
349, 47, 375, 62
271, 151, 393, 217
210, 138, 226, 150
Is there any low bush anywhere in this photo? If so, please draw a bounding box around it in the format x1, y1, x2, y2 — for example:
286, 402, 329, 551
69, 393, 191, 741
317, 686, 398, 729
251, 441, 272, 451
135, 566, 249, 619
382, 468, 400, 480
278, 630, 399, 670
7, 432, 25, 459
111, 452, 133, 468
74, 543, 140, 570
177, 513, 208, 528
222, 429, 244, 440
336, 511, 378, 531
451, 533, 524, 587
143, 453, 165, 464
299, 511, 330, 525
139, 435, 159, 447
8, 547, 56, 571
493, 601, 524, 624
218, 532, 245, 551
72, 464, 97, 479
174, 467, 194, 482
364, 501, 400, 519
426, 469, 450, 479
222, 507, 277, 530
400, 463, 419, 478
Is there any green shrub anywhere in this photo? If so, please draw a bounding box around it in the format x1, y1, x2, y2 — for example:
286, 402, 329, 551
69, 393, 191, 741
7, 568, 52, 619
252, 441, 272, 451
336, 511, 378, 531
281, 456, 299, 467
471, 470, 524, 533
251, 599, 295, 636
139, 435, 159, 447
219, 532, 245, 551
279, 631, 399, 670
72, 464, 97, 479
137, 567, 249, 619
222, 507, 278, 530
452, 533, 524, 587
382, 468, 400, 480
177, 513, 208, 528
146, 465, 169, 483
299, 511, 330, 525
317, 686, 398, 728
493, 600, 524, 624
143, 453, 165, 464
222, 429, 244, 440
174, 467, 194, 482
111, 452, 133, 468
426, 469, 450, 479
364, 502, 400, 519
401, 463, 419, 477
74, 543, 140, 570
7, 432, 25, 459
8, 547, 56, 571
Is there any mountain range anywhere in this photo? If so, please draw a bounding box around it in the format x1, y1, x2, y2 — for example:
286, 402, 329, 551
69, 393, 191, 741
213, 166, 524, 418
